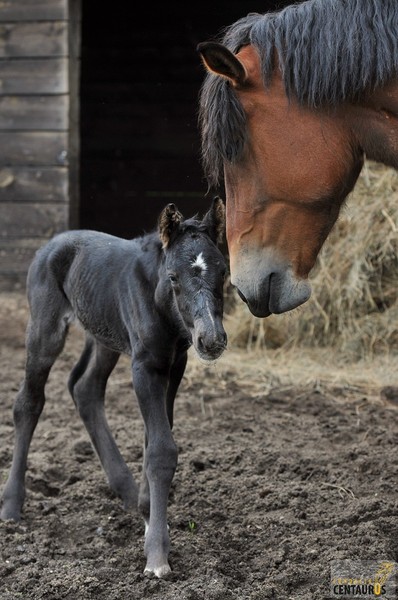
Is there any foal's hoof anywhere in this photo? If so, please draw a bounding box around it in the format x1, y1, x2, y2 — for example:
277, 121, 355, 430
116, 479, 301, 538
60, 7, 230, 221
0, 504, 21, 522
122, 494, 138, 511
144, 563, 172, 578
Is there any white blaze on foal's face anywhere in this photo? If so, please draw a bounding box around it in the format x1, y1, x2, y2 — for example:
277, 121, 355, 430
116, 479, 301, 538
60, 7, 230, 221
191, 252, 207, 274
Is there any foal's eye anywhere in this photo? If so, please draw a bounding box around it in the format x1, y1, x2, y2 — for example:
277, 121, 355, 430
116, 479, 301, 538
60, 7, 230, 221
168, 273, 178, 285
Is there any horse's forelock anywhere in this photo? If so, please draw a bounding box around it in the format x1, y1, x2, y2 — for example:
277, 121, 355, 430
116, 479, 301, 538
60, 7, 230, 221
198, 74, 247, 187
198, 14, 255, 187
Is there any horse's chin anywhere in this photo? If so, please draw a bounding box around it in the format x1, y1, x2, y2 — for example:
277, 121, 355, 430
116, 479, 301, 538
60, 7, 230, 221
245, 302, 271, 318
269, 278, 311, 314
243, 286, 311, 318
244, 279, 311, 317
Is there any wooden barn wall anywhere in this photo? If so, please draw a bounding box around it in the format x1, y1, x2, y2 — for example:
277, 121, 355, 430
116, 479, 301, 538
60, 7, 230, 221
0, 0, 80, 290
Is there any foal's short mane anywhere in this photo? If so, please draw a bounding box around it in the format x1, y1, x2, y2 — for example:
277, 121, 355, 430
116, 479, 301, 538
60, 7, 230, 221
168, 218, 209, 241
198, 0, 398, 186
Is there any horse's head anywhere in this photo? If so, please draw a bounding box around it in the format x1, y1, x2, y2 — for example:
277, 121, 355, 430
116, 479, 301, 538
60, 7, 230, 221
198, 42, 364, 317
158, 197, 227, 361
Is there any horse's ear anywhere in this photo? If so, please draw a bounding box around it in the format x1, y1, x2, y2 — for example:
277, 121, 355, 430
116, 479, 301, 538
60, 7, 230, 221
202, 196, 226, 246
197, 41, 248, 87
158, 203, 184, 248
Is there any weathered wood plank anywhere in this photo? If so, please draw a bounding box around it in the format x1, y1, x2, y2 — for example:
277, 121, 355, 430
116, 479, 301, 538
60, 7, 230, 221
0, 58, 68, 94
0, 132, 68, 166
0, 238, 45, 273
0, 202, 68, 238
0, 167, 68, 203
0, 271, 26, 290
0, 22, 67, 58
0, 237, 50, 290
0, 0, 67, 22
0, 96, 68, 129
68, 0, 82, 229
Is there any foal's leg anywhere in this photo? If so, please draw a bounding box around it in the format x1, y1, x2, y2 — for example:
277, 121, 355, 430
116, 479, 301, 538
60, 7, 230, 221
69, 337, 138, 509
133, 355, 180, 577
1, 303, 70, 521
138, 351, 187, 525
166, 352, 188, 430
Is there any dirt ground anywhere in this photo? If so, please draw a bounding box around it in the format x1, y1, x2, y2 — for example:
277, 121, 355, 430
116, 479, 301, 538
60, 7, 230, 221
0, 292, 397, 600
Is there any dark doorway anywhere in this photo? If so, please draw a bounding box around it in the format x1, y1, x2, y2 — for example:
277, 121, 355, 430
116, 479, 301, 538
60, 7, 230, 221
79, 2, 296, 238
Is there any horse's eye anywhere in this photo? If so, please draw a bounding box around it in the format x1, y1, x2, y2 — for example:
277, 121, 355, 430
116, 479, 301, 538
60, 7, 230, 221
168, 273, 178, 285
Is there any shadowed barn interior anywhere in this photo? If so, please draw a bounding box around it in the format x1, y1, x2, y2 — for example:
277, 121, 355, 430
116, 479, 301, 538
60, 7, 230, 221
78, 1, 296, 238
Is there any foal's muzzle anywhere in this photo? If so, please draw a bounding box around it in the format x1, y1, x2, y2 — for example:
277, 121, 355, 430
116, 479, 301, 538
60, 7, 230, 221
196, 331, 227, 360
193, 321, 227, 361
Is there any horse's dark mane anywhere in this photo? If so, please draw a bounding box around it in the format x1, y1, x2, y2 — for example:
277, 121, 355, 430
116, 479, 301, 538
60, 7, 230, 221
199, 0, 398, 186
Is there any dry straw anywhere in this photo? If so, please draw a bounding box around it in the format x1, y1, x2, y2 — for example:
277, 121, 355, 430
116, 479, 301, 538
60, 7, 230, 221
225, 161, 398, 360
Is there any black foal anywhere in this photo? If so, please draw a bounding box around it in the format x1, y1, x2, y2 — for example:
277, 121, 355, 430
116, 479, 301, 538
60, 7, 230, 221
1, 198, 227, 577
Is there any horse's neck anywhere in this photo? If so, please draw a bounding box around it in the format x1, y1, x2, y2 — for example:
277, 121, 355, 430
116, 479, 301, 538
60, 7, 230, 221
347, 79, 398, 170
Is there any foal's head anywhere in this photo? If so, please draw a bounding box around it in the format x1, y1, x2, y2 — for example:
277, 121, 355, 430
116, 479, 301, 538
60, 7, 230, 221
158, 197, 227, 361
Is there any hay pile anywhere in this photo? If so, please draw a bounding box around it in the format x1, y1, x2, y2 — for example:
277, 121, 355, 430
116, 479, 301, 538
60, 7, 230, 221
225, 161, 398, 359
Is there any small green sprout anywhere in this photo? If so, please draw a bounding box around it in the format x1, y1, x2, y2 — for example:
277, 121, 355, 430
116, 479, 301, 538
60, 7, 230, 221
188, 519, 197, 533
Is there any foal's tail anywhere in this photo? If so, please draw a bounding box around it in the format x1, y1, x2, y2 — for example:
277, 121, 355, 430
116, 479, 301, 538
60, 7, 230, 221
67, 336, 95, 405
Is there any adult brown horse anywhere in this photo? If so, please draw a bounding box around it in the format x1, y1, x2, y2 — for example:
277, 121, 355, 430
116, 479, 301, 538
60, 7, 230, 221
197, 0, 398, 318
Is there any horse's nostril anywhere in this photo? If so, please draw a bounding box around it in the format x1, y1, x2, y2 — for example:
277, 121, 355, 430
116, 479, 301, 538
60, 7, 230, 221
237, 289, 247, 304
222, 332, 227, 346
197, 336, 205, 352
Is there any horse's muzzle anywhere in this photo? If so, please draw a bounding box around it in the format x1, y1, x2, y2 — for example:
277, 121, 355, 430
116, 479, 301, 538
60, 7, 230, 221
234, 269, 311, 317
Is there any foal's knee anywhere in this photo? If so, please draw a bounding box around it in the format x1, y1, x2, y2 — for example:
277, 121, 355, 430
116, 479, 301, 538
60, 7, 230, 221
140, 440, 177, 522
73, 387, 96, 422
146, 440, 178, 481
70, 369, 99, 413
13, 384, 45, 425
68, 341, 95, 403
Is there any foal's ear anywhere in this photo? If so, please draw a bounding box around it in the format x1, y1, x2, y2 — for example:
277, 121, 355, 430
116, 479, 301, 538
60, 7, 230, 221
159, 203, 184, 248
202, 196, 226, 246
197, 41, 248, 87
